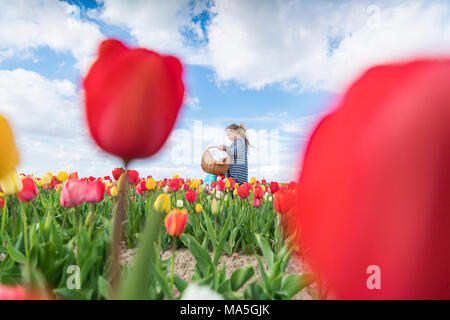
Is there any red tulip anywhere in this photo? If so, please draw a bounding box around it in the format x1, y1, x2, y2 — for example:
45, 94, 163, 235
253, 197, 260, 208
0, 197, 4, 210
253, 186, 264, 199
183, 183, 189, 191
83, 39, 185, 162
237, 184, 249, 199
269, 181, 279, 194
290, 59, 450, 299
17, 177, 38, 202
85, 179, 105, 203
274, 188, 294, 214
126, 169, 139, 185
216, 179, 225, 191
136, 180, 146, 195
112, 168, 124, 181
185, 189, 197, 203
168, 178, 180, 192
60, 179, 87, 208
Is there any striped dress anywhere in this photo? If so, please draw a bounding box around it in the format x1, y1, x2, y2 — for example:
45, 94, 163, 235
225, 137, 248, 185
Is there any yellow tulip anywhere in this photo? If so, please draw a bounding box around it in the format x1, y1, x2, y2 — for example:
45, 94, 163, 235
0, 191, 4, 197
250, 177, 256, 184
42, 173, 52, 185
173, 174, 179, 179
225, 179, 230, 189
233, 188, 238, 197
57, 171, 69, 182
195, 203, 203, 213
0, 170, 23, 194
190, 179, 198, 190
35, 178, 44, 187
145, 177, 156, 190
154, 193, 171, 213
0, 115, 20, 179
110, 186, 118, 197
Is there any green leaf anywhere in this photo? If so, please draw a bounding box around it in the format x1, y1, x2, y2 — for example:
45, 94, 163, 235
152, 264, 173, 300
174, 276, 188, 294
119, 208, 164, 300
282, 273, 316, 298
97, 276, 111, 299
7, 241, 26, 264
230, 265, 254, 291
255, 233, 274, 268
181, 234, 213, 278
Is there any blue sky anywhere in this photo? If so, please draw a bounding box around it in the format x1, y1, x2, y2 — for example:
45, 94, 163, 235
1, 0, 449, 181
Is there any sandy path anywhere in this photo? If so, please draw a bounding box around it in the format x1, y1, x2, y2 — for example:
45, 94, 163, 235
119, 243, 314, 300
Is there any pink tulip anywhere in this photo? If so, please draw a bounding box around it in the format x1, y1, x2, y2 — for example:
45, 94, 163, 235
60, 179, 87, 208
85, 179, 105, 203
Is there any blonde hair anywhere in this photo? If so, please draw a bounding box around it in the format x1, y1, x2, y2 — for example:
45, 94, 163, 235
226, 123, 252, 152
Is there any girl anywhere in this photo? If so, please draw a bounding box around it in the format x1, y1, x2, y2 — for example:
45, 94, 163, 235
219, 123, 250, 185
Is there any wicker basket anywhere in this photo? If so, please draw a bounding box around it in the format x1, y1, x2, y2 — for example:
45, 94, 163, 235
201, 146, 230, 175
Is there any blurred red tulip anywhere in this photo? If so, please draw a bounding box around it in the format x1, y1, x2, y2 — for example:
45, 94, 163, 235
85, 179, 105, 203
17, 177, 38, 202
0, 197, 4, 209
185, 189, 197, 203
253, 197, 261, 208
126, 169, 139, 185
291, 59, 450, 299
83, 39, 185, 162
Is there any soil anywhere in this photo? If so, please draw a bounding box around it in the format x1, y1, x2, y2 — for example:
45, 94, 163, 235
119, 242, 314, 300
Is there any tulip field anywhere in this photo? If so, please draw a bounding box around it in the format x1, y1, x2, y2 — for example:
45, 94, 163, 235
0, 171, 317, 300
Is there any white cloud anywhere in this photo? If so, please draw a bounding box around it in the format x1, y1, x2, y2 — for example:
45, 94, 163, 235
0, 0, 104, 72
206, 0, 450, 92
185, 96, 201, 110
97, 0, 210, 64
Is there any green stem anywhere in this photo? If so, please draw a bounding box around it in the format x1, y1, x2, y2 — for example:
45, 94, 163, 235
111, 162, 129, 298
171, 235, 176, 299
19, 201, 29, 259
1, 196, 8, 240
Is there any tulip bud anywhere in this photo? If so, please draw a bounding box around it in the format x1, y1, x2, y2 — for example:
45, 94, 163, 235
211, 198, 219, 216
154, 193, 171, 213
176, 199, 184, 208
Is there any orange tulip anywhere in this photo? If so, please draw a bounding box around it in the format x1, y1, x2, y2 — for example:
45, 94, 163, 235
164, 209, 188, 236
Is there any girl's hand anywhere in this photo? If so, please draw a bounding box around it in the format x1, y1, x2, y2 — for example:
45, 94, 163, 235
219, 144, 226, 151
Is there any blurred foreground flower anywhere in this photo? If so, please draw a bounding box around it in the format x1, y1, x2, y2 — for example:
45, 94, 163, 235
83, 38, 185, 162
181, 284, 223, 300
0, 115, 19, 180
0, 170, 23, 194
290, 59, 450, 299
